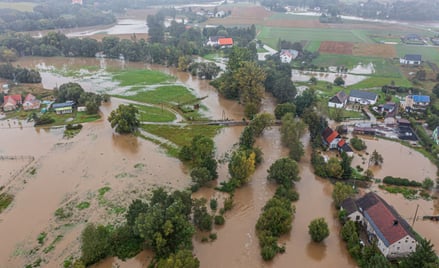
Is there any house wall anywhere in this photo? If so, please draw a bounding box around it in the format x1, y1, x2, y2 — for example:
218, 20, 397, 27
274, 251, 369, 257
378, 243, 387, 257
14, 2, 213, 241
347, 211, 363, 224
349, 96, 376, 105
329, 139, 340, 149
280, 55, 292, 63
3, 103, 16, 111
387, 235, 417, 258
328, 101, 344, 108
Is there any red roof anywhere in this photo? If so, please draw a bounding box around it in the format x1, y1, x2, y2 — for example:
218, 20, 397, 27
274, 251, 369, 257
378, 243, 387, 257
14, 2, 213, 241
338, 139, 346, 147
24, 93, 36, 102
4, 94, 22, 104
366, 201, 410, 245
325, 130, 339, 143
218, 38, 233, 46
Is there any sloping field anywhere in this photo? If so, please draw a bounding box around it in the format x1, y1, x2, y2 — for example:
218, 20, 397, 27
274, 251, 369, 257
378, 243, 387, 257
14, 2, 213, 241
319, 41, 354, 54
353, 43, 397, 57
208, 4, 271, 25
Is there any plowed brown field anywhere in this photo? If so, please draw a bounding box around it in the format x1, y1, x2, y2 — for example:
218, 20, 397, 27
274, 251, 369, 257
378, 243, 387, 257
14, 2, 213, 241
353, 43, 397, 57
319, 41, 354, 54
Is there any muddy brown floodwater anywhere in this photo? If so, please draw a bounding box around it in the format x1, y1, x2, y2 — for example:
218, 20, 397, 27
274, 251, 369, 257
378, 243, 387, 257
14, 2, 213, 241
1, 56, 438, 268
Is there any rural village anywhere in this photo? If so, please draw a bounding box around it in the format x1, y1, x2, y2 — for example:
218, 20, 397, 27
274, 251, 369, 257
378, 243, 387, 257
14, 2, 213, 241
0, 0, 438, 268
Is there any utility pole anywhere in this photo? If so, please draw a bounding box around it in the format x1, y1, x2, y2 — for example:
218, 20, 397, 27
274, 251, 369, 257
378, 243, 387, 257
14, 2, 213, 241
412, 204, 419, 227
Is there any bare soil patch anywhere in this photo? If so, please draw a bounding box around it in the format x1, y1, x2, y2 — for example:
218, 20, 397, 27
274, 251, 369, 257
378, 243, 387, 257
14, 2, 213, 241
319, 41, 354, 55
353, 43, 396, 57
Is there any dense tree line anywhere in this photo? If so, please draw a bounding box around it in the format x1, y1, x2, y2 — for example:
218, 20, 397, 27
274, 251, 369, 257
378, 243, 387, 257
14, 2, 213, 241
0, 63, 41, 83
261, 0, 439, 21
79, 188, 199, 267
0, 1, 115, 33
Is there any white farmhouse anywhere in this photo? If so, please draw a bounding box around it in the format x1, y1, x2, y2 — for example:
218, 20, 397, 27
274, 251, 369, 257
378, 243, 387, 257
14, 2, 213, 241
341, 192, 418, 259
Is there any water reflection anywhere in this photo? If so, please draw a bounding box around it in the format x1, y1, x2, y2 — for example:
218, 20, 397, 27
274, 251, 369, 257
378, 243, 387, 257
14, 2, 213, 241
111, 133, 140, 154
306, 242, 327, 261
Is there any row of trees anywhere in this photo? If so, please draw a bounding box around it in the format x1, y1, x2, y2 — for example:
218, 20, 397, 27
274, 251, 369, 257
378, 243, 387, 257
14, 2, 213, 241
0, 1, 115, 33
212, 46, 300, 118
0, 63, 41, 83
261, 0, 439, 21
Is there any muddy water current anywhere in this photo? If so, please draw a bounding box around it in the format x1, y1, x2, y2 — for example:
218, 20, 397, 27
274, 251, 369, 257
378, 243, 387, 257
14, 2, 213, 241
1, 56, 437, 267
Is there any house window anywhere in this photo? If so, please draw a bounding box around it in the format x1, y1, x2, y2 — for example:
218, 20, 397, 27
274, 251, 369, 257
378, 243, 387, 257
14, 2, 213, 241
397, 247, 400, 250
410, 247, 412, 249
356, 215, 360, 221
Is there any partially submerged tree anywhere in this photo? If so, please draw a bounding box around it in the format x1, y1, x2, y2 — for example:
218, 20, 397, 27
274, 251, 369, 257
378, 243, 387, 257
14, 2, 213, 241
267, 158, 300, 188
369, 150, 383, 166
308, 218, 330, 243
332, 182, 355, 208
108, 104, 140, 134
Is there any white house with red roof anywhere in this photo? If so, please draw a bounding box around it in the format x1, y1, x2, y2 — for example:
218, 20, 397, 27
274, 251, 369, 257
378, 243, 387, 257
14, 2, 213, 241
322, 127, 353, 155
322, 127, 341, 149
279, 49, 298, 63
341, 192, 417, 259
206, 36, 233, 48
22, 93, 41, 111
3, 94, 22, 112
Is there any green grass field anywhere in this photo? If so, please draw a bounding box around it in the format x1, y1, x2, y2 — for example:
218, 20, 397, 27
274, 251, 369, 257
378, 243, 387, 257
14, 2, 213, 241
311, 54, 402, 78
140, 124, 221, 148
304, 41, 321, 52
258, 26, 369, 48
118, 85, 198, 105
0, 2, 36, 12
112, 69, 173, 86
395, 45, 439, 62
135, 104, 176, 122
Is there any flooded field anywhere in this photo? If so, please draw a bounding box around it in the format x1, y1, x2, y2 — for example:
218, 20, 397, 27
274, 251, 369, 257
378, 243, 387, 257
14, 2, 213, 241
351, 137, 437, 181
1, 54, 438, 267
292, 70, 368, 86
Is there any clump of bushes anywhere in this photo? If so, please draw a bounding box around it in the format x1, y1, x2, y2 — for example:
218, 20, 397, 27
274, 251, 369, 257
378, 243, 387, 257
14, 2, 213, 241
256, 197, 294, 260
383, 176, 421, 187
350, 136, 367, 151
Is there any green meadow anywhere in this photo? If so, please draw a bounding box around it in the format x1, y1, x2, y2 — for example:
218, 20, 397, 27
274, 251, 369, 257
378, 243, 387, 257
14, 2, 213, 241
111, 69, 173, 86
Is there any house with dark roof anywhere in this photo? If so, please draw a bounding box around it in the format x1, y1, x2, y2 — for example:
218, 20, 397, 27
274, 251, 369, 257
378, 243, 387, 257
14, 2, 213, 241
349, 90, 378, 105
399, 54, 422, 65
52, 101, 74, 115
341, 192, 417, 259
328, 91, 348, 108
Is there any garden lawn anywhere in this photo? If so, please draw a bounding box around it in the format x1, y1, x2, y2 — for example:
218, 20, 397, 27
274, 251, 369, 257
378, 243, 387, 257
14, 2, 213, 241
135, 104, 176, 122
347, 76, 412, 90
140, 124, 221, 148
112, 69, 173, 86
312, 54, 402, 78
